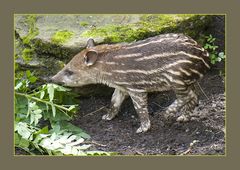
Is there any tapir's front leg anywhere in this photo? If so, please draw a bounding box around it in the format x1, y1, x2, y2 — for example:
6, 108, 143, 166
102, 89, 128, 120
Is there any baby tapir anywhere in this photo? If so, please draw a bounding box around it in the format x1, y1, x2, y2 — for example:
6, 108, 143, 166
51, 33, 210, 133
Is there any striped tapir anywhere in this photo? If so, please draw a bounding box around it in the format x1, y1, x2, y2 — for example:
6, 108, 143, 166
51, 33, 210, 133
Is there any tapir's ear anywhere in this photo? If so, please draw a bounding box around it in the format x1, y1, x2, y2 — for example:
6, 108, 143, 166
86, 38, 95, 48
84, 50, 98, 66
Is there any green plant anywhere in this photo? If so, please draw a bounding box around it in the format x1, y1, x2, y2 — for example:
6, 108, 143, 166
204, 34, 225, 64
81, 14, 212, 44
14, 70, 114, 156
80, 21, 89, 27
51, 30, 74, 45
22, 15, 39, 45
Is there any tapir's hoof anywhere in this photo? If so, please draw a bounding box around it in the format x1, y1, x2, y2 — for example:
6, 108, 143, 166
176, 115, 190, 122
102, 113, 115, 120
136, 121, 151, 133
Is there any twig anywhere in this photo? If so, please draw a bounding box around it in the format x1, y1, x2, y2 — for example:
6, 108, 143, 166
152, 102, 168, 109
83, 106, 106, 117
135, 150, 144, 155
15, 92, 73, 117
180, 140, 199, 155
83, 141, 107, 147
196, 82, 209, 100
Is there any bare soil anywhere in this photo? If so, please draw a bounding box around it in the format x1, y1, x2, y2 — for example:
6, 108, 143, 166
71, 66, 225, 155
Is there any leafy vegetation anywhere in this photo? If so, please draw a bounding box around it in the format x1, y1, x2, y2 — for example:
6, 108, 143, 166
204, 34, 225, 64
14, 70, 114, 155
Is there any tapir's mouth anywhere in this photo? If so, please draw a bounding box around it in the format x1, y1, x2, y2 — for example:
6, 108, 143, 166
50, 76, 61, 84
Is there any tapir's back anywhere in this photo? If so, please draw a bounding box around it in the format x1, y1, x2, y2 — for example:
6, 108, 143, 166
99, 33, 210, 92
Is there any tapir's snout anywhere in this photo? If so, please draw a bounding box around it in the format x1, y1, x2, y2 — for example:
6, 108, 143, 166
50, 73, 65, 85
50, 75, 57, 83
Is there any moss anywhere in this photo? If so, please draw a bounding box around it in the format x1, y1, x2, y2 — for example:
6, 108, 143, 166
33, 38, 75, 61
82, 24, 145, 43
17, 15, 40, 64
81, 14, 212, 44
22, 48, 34, 63
80, 21, 89, 27
22, 15, 39, 45
51, 30, 74, 45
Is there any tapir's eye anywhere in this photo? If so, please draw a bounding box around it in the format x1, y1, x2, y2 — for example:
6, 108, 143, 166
64, 69, 74, 76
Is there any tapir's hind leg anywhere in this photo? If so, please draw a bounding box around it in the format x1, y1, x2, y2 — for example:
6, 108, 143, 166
164, 84, 198, 121
129, 92, 151, 133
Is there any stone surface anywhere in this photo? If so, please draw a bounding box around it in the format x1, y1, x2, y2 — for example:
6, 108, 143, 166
15, 15, 141, 59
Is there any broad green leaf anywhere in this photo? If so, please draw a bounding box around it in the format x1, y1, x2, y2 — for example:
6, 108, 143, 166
50, 132, 57, 141
33, 109, 42, 114
46, 103, 49, 112
15, 133, 20, 145
47, 84, 54, 101
51, 103, 56, 117
56, 134, 72, 144
27, 100, 31, 117
40, 91, 45, 99
218, 52, 225, 58
16, 122, 33, 139
15, 82, 23, 90
217, 57, 222, 62
29, 76, 37, 83
34, 112, 42, 126
71, 147, 79, 155
18, 137, 30, 148
59, 121, 90, 139
35, 126, 49, 135
65, 135, 77, 143
40, 138, 52, 148
26, 70, 31, 78
52, 84, 71, 92
59, 145, 72, 155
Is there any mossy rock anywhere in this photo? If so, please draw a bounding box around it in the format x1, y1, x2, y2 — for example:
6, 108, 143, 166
81, 14, 213, 45
15, 14, 223, 97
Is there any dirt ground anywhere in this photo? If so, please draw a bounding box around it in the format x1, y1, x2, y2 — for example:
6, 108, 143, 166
71, 66, 225, 155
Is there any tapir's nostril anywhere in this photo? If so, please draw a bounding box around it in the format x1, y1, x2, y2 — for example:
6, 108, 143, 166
50, 75, 65, 85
